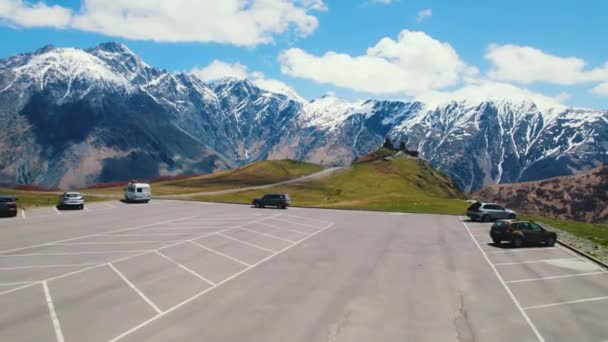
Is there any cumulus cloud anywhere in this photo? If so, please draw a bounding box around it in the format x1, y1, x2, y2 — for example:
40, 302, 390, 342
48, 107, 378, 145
191, 60, 249, 82
279, 29, 477, 96
486, 44, 608, 85
191, 60, 304, 101
0, 0, 72, 27
591, 83, 608, 96
0, 0, 325, 46
416, 9, 432, 22
420, 80, 568, 110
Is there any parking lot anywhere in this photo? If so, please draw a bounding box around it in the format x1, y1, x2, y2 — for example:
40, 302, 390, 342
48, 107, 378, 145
0, 201, 607, 341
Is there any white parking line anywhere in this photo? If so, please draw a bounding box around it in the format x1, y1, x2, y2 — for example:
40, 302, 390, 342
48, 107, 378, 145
109, 221, 335, 342
84, 207, 90, 212
154, 251, 215, 286
217, 232, 277, 253
462, 220, 545, 342
0, 216, 197, 254
103, 233, 201, 237
0, 251, 151, 257
53, 207, 62, 215
109, 263, 162, 314
189, 241, 251, 267
237, 227, 297, 243
0, 283, 39, 296
557, 245, 608, 273
43, 281, 65, 342
486, 248, 555, 254
271, 217, 318, 229
281, 214, 330, 225
0, 263, 97, 270
0, 281, 36, 286
21, 210, 26, 219
256, 221, 308, 235
104, 203, 117, 208
505, 271, 607, 284
524, 296, 608, 310
493, 258, 580, 267
51, 241, 183, 245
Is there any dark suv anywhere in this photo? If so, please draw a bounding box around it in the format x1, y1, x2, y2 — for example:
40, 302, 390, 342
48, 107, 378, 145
490, 220, 557, 248
0, 195, 18, 217
252, 194, 291, 209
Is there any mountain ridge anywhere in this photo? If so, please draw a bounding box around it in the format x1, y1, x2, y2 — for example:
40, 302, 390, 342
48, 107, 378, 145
0, 42, 606, 190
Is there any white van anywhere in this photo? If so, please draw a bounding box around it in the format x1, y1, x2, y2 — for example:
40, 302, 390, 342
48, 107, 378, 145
124, 182, 151, 203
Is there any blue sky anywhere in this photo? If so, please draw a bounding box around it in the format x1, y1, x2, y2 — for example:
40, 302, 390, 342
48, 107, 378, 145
0, 0, 607, 109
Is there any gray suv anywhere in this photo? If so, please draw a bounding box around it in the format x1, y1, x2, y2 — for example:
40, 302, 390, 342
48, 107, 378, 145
467, 202, 516, 222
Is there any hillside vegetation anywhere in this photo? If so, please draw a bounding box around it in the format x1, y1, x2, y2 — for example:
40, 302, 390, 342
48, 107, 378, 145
191, 152, 468, 215
474, 165, 608, 223
85, 160, 324, 196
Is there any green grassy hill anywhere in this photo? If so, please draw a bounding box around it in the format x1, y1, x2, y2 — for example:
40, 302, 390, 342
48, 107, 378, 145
191, 152, 469, 215
84, 159, 325, 196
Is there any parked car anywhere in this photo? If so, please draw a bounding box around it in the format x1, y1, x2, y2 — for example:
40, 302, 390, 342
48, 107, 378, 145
58, 192, 85, 210
490, 219, 557, 248
124, 182, 151, 203
0, 195, 18, 217
467, 202, 517, 222
252, 194, 291, 209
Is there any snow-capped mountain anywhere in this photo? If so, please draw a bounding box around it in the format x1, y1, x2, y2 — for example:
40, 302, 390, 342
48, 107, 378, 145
0, 43, 606, 190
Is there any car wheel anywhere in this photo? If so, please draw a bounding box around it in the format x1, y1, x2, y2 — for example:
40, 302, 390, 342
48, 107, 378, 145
254, 203, 260, 208
492, 237, 501, 244
545, 236, 556, 247
482, 215, 490, 222
80, 205, 84, 210
512, 237, 524, 248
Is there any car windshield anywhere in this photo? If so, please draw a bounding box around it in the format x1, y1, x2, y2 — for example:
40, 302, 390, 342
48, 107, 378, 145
467, 203, 481, 210
65, 193, 80, 198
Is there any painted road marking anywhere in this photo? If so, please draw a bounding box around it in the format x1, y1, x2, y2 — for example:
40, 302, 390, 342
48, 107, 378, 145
43, 281, 65, 342
104, 203, 117, 208
0, 263, 97, 270
109, 221, 335, 342
462, 220, 545, 342
237, 227, 297, 244
0, 216, 197, 254
505, 271, 608, 284
53, 207, 62, 215
109, 263, 162, 314
524, 296, 608, 311
493, 258, 580, 267
189, 241, 251, 267
154, 251, 216, 286
217, 232, 277, 253
256, 221, 309, 235
21, 210, 26, 219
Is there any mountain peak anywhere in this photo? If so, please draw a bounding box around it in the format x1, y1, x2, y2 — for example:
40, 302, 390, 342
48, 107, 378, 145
34, 44, 56, 55
93, 42, 133, 54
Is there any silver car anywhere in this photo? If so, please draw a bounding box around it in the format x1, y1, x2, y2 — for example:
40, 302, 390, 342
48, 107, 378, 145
467, 202, 516, 222
58, 192, 85, 210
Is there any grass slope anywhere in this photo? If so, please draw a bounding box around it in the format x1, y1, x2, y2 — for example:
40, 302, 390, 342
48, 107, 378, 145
85, 159, 324, 196
523, 214, 608, 248
192, 154, 469, 215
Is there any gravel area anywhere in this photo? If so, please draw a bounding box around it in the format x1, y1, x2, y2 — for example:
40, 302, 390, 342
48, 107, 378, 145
539, 223, 608, 266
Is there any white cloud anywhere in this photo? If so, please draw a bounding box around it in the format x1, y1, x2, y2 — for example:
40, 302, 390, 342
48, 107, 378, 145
420, 80, 568, 111
416, 9, 432, 22
191, 60, 249, 82
591, 83, 608, 96
191, 60, 304, 101
0, 0, 325, 46
279, 29, 477, 96
0, 0, 72, 27
486, 44, 608, 85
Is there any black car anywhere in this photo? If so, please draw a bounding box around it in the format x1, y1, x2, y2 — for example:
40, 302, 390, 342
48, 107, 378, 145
252, 194, 291, 209
490, 220, 557, 248
0, 195, 18, 217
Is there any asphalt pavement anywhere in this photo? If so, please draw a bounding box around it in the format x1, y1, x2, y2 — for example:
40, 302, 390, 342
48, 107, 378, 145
0, 201, 607, 341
